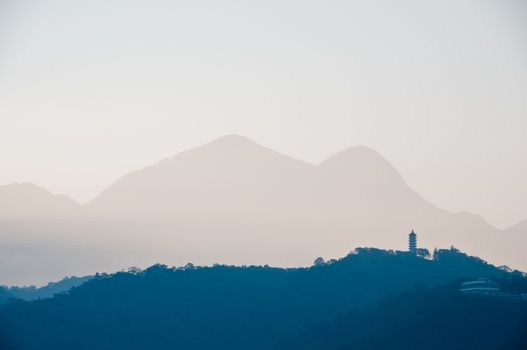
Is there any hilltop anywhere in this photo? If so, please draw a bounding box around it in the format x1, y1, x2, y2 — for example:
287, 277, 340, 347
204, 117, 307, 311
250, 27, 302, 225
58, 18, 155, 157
1, 247, 526, 350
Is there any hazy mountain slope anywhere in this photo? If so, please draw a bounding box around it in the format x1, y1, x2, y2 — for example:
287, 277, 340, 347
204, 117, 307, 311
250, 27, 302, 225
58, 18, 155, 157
505, 219, 527, 236
0, 183, 79, 220
85, 135, 316, 220
502, 219, 527, 269
84, 135, 502, 265
0, 185, 82, 285
0, 135, 520, 285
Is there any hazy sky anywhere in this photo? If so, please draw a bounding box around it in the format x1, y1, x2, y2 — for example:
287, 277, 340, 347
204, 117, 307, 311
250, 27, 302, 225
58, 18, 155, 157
0, 0, 526, 229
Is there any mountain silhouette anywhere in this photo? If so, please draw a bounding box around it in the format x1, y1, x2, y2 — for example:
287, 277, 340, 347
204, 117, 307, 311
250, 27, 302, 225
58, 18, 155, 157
0, 136, 523, 284
0, 183, 79, 220
85, 135, 315, 220
504, 219, 527, 253
506, 219, 527, 235
1, 248, 525, 350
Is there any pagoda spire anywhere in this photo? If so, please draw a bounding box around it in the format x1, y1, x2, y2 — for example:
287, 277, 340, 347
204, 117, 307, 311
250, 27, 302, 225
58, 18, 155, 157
408, 230, 417, 254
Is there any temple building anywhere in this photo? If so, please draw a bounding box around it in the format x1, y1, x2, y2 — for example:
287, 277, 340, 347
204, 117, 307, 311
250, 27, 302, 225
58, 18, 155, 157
460, 278, 499, 294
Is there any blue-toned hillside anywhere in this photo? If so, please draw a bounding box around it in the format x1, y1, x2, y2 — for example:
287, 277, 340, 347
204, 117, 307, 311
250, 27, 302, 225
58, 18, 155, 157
0, 248, 525, 350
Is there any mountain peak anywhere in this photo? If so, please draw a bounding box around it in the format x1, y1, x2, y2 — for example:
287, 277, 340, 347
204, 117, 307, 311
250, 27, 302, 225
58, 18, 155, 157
318, 145, 406, 184
320, 145, 388, 164
0, 182, 47, 192
0, 183, 79, 219
168, 135, 272, 160
167, 134, 310, 167
0, 182, 77, 201
209, 134, 258, 146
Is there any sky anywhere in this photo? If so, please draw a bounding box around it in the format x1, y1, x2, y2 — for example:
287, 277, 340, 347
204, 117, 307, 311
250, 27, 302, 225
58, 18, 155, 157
0, 0, 526, 229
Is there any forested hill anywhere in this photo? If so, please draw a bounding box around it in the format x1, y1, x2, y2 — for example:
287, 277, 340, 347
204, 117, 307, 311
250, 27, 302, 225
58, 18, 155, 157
0, 288, 13, 305
1, 248, 526, 350
283, 282, 527, 350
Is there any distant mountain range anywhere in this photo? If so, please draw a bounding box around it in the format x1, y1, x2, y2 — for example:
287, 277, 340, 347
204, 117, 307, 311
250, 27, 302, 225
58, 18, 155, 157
504, 219, 527, 241
0, 135, 525, 284
0, 183, 79, 219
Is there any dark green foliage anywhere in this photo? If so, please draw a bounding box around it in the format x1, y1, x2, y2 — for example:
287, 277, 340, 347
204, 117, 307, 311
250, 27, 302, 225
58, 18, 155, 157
0, 248, 525, 350
0, 287, 13, 304
283, 284, 527, 350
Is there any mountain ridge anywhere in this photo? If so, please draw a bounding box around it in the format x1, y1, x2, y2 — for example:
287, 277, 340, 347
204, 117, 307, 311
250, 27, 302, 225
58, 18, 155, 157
1, 247, 526, 350
0, 183, 79, 220
0, 135, 524, 285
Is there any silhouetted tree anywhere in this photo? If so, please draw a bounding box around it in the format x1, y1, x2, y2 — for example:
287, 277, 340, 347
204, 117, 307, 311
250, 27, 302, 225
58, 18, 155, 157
313, 257, 325, 266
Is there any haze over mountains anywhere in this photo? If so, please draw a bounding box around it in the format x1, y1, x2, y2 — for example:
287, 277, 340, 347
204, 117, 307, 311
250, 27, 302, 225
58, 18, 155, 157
0, 183, 79, 220
0, 135, 525, 285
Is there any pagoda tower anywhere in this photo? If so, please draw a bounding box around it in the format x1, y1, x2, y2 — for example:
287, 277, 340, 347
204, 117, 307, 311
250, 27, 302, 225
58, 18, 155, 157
408, 230, 417, 254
